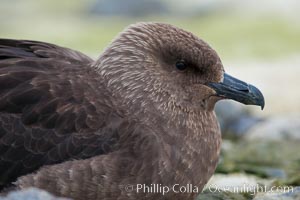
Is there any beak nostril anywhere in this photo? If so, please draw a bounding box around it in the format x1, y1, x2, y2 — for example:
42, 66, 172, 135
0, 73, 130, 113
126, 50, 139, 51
206, 72, 265, 108
240, 87, 250, 92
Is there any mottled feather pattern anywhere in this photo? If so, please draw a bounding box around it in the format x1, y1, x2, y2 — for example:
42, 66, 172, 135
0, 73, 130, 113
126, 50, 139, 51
0, 23, 229, 200
0, 39, 122, 190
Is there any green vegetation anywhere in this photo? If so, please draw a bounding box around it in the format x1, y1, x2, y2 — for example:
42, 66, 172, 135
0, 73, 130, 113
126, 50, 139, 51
217, 140, 300, 185
1, 1, 299, 61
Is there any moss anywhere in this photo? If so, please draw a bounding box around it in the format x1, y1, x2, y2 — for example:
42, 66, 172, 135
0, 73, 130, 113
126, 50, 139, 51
217, 140, 300, 181
1, 1, 299, 61
197, 189, 251, 200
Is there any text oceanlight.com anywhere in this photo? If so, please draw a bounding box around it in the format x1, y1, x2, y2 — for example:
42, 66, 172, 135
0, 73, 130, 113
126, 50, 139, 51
121, 183, 294, 196
207, 184, 294, 196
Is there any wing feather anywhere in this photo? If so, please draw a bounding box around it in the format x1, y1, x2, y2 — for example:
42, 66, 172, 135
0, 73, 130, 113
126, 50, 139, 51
0, 39, 122, 190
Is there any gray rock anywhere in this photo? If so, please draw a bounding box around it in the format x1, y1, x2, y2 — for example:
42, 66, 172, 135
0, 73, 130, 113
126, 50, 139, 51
202, 174, 299, 200
204, 173, 270, 193
197, 189, 249, 200
0, 188, 70, 200
198, 173, 273, 199
215, 101, 263, 138
245, 115, 300, 141
253, 186, 300, 200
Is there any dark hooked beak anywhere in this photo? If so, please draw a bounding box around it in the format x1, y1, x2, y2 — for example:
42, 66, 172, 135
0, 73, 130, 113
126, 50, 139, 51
207, 73, 265, 110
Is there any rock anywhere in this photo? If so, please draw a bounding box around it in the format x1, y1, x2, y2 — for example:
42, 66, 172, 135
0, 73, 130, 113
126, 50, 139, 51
245, 115, 300, 141
197, 189, 249, 200
0, 188, 70, 200
204, 173, 267, 192
253, 186, 300, 200
215, 101, 263, 138
201, 174, 299, 200
199, 173, 270, 199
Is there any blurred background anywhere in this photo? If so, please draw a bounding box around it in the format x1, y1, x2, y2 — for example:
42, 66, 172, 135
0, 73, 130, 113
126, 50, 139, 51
0, 0, 299, 199
1, 0, 299, 115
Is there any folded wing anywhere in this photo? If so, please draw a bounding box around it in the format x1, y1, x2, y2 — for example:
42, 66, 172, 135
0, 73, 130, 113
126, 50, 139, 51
0, 39, 123, 190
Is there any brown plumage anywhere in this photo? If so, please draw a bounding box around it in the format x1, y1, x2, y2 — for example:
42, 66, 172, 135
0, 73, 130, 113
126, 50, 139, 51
0, 22, 264, 200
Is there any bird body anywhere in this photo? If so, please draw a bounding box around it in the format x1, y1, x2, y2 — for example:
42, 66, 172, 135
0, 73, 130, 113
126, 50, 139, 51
0, 23, 264, 200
